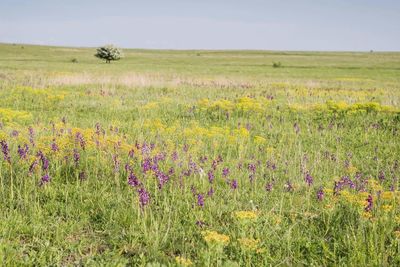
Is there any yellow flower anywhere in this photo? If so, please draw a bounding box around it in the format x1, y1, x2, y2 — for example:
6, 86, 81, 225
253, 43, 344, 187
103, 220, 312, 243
234, 211, 258, 220
381, 191, 395, 201
175, 256, 193, 266
382, 205, 393, 212
201, 231, 230, 246
238, 238, 260, 251
254, 136, 267, 145
362, 212, 372, 219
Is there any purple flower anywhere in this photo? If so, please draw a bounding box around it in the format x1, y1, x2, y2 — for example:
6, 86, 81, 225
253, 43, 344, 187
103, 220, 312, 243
128, 148, 135, 158
51, 141, 59, 152
197, 194, 205, 208
75, 132, 86, 150
265, 182, 273, 192
142, 158, 152, 173
222, 167, 230, 177
138, 187, 150, 208
37, 152, 49, 171
11, 130, 19, 137
305, 172, 314, 186
29, 159, 38, 174
208, 170, 215, 184
128, 172, 140, 187
0, 140, 11, 163
171, 151, 178, 161
196, 220, 206, 228
231, 179, 238, 190
248, 163, 256, 173
316, 187, 324, 201
28, 127, 35, 147
156, 170, 169, 189
73, 149, 80, 166
18, 144, 29, 159
40, 173, 51, 186
284, 181, 294, 192
365, 194, 373, 212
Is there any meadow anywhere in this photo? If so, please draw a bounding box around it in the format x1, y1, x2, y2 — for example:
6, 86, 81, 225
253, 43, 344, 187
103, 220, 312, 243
0, 43, 400, 266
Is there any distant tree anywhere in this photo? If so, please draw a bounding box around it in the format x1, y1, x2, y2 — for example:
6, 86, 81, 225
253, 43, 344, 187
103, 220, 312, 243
95, 45, 123, 63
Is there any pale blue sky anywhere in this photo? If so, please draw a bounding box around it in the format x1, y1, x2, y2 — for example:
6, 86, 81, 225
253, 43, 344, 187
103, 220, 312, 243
0, 0, 399, 51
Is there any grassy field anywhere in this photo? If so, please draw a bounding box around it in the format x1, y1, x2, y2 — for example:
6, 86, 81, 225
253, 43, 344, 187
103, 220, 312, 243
0, 43, 400, 266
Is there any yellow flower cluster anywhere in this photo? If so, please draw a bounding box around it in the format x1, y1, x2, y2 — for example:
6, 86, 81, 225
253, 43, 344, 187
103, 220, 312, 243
175, 256, 193, 266
233, 211, 258, 220
238, 238, 260, 251
0, 108, 32, 123
289, 101, 399, 114
198, 96, 271, 113
201, 230, 230, 246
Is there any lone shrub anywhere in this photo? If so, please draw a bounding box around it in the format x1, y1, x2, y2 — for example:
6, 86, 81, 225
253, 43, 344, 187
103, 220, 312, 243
95, 45, 123, 63
272, 61, 282, 68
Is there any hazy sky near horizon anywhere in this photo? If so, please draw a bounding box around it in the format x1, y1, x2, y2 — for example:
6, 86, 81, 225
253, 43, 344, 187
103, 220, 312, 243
0, 0, 399, 51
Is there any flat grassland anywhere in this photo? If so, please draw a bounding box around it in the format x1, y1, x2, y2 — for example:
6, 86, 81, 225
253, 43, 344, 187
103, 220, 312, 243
0, 43, 400, 266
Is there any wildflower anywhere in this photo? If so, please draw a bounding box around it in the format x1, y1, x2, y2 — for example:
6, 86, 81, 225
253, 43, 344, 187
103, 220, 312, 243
51, 141, 59, 152
317, 187, 324, 201
138, 187, 150, 208
196, 220, 207, 228
17, 144, 29, 159
128, 172, 140, 187
37, 151, 49, 171
234, 211, 258, 220
201, 230, 230, 246
0, 140, 11, 163
365, 194, 373, 212
197, 194, 205, 208
73, 149, 80, 166
284, 181, 294, 192
75, 132, 86, 150
29, 159, 38, 174
128, 148, 135, 158
222, 167, 230, 177
156, 170, 169, 189
40, 173, 50, 186
238, 238, 260, 251
175, 256, 193, 266
141, 158, 152, 173
11, 130, 19, 137
28, 126, 35, 146
305, 172, 313, 186
207, 170, 215, 183
382, 205, 393, 212
362, 212, 372, 219
231, 179, 238, 190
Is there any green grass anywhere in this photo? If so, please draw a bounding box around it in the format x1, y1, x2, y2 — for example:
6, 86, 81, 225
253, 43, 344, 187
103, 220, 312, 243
0, 43, 400, 266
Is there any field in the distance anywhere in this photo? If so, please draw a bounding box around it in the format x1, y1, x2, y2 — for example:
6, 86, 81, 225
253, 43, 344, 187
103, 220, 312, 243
0, 43, 400, 266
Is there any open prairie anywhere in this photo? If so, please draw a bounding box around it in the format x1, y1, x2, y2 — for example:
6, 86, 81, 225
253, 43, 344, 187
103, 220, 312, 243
0, 43, 400, 266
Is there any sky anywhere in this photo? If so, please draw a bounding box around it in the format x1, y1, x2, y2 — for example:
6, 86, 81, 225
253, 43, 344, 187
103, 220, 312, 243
0, 0, 399, 51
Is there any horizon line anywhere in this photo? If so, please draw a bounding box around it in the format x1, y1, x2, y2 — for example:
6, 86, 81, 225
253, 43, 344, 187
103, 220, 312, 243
1, 42, 400, 54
